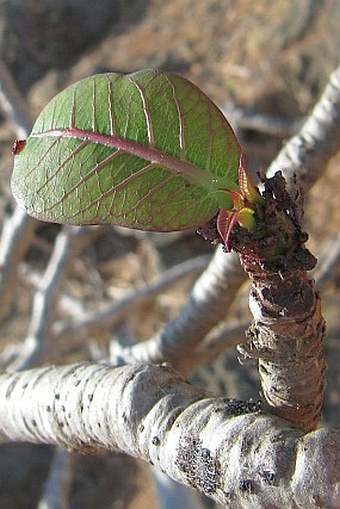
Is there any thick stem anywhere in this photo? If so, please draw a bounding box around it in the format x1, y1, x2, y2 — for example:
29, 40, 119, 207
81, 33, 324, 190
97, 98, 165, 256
233, 172, 326, 432
1, 362, 340, 508
238, 266, 326, 432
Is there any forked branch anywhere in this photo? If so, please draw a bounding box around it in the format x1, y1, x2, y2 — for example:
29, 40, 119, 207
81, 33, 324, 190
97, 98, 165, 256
0, 362, 339, 509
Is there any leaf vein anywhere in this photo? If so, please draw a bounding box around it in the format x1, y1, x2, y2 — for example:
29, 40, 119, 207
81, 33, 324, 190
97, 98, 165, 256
92, 77, 97, 132
128, 77, 154, 147
36, 140, 90, 195
106, 76, 115, 136
70, 88, 76, 128
50, 162, 157, 219
165, 74, 186, 159
31, 128, 222, 190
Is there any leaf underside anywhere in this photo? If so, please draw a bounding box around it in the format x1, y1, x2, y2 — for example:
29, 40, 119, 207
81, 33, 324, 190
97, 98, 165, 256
11, 69, 241, 231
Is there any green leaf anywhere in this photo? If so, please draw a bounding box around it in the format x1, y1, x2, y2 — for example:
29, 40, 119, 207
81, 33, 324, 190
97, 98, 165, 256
11, 69, 241, 231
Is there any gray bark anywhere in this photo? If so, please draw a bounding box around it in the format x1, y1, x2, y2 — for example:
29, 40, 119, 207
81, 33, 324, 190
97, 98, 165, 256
0, 362, 339, 509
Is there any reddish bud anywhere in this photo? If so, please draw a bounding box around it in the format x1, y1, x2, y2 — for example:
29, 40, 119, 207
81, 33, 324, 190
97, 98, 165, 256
12, 139, 26, 155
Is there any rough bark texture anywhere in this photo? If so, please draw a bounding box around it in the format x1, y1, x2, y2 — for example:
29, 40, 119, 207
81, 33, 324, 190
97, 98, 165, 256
0, 362, 339, 509
233, 172, 326, 432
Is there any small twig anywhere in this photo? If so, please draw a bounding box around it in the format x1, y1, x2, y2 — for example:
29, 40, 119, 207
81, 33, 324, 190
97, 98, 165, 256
52, 254, 212, 345
267, 65, 340, 192
0, 207, 36, 321
37, 447, 75, 509
114, 248, 246, 373
194, 320, 250, 366
222, 103, 301, 138
0, 57, 31, 138
152, 467, 207, 509
314, 235, 340, 292
8, 226, 101, 371
20, 264, 87, 318
0, 59, 37, 321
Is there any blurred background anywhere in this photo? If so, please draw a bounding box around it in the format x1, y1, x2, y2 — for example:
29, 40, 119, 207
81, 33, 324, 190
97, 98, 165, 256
0, 0, 339, 507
